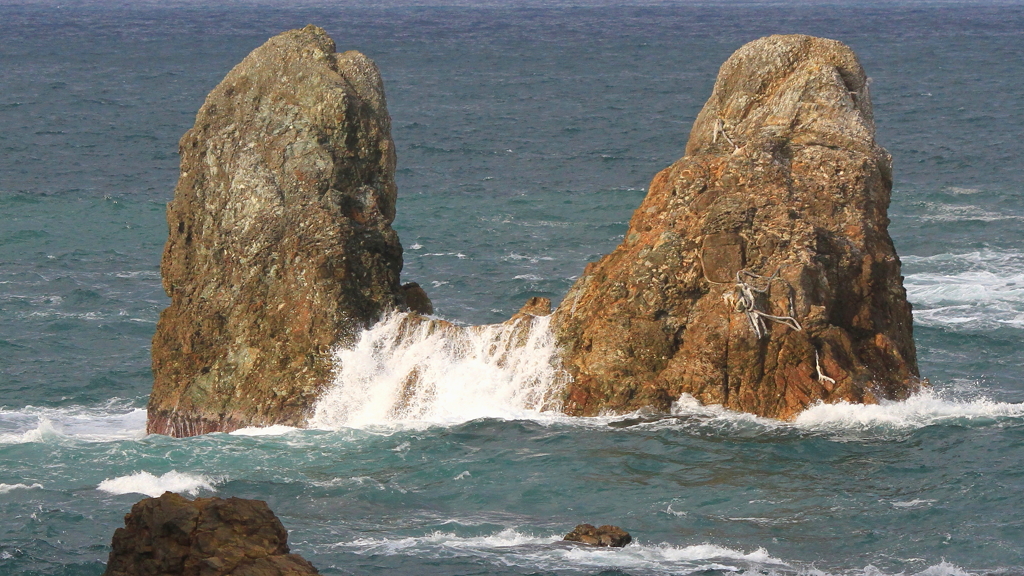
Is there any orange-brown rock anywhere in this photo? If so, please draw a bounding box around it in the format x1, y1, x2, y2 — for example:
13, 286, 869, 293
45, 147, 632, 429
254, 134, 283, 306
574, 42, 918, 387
103, 492, 318, 576
149, 26, 425, 437
552, 34, 920, 419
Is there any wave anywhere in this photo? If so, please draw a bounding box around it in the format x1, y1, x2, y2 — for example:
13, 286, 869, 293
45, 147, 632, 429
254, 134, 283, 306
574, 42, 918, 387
333, 529, 976, 576
0, 402, 146, 445
902, 249, 1024, 330
0, 482, 44, 494
309, 313, 568, 430
656, 389, 1024, 438
97, 470, 219, 498
333, 529, 785, 575
792, 388, 1024, 430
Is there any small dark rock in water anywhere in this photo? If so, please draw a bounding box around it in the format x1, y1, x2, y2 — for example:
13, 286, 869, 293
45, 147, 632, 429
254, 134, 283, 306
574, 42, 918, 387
402, 282, 434, 315
563, 524, 632, 547
103, 492, 319, 576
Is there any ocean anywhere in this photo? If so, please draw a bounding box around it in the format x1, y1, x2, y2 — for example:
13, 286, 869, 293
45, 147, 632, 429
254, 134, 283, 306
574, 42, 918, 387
2, 0, 1024, 574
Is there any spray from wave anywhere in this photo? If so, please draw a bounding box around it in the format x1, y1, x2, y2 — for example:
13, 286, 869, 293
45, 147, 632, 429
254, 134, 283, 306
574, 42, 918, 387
309, 313, 568, 429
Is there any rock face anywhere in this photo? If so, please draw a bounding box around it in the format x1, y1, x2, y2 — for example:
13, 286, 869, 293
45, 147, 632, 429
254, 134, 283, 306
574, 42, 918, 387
103, 492, 318, 576
149, 25, 422, 436
563, 524, 632, 547
552, 34, 920, 419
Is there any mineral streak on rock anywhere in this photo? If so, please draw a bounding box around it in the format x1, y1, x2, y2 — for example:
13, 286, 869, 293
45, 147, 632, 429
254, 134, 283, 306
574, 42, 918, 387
563, 524, 632, 547
149, 25, 421, 436
552, 34, 920, 419
103, 492, 319, 576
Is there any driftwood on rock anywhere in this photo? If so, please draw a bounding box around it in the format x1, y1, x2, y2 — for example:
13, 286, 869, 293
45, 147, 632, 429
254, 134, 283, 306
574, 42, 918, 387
551, 34, 920, 419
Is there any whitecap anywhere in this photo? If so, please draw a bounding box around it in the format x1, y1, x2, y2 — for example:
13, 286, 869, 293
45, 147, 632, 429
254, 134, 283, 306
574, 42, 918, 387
0, 482, 44, 494
890, 499, 936, 509
793, 388, 1024, 430
0, 403, 146, 445
97, 470, 218, 497
334, 529, 787, 574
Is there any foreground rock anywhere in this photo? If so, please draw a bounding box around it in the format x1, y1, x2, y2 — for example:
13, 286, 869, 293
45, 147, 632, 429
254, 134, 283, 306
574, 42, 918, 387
563, 524, 632, 547
552, 34, 920, 419
149, 25, 426, 436
103, 492, 318, 576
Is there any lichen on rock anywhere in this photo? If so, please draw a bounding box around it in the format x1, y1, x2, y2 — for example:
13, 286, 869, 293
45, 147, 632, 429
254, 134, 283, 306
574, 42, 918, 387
551, 34, 921, 419
149, 25, 425, 436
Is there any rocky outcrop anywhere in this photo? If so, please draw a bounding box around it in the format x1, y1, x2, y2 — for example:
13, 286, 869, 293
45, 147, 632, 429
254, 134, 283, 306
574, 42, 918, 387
149, 25, 426, 436
552, 34, 920, 419
563, 524, 632, 547
103, 492, 318, 576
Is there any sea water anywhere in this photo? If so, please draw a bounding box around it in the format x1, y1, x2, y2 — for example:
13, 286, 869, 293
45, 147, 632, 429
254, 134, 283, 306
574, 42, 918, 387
2, 0, 1024, 574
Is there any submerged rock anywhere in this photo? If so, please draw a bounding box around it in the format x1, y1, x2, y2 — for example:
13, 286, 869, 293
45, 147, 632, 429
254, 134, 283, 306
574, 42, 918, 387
103, 492, 318, 576
149, 26, 420, 436
563, 524, 632, 547
552, 34, 920, 419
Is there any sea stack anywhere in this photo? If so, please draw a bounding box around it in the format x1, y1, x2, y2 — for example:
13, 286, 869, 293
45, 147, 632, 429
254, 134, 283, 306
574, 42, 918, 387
552, 34, 920, 419
103, 492, 319, 576
149, 25, 424, 436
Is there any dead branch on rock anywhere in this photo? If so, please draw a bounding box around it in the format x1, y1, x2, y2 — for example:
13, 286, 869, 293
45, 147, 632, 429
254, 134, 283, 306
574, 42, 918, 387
713, 118, 741, 153
814, 349, 836, 385
733, 269, 802, 339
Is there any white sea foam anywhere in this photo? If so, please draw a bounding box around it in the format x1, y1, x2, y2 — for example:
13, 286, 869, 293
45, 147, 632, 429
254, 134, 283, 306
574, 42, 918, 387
0, 482, 44, 494
228, 424, 299, 436
914, 202, 1024, 223
334, 529, 786, 574
0, 402, 146, 445
309, 313, 568, 429
793, 388, 1024, 430
664, 389, 1024, 437
902, 249, 1024, 329
97, 470, 218, 497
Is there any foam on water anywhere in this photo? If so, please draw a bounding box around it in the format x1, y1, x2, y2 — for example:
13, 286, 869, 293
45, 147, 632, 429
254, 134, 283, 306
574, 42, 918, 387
336, 530, 973, 576
309, 313, 568, 429
0, 482, 44, 494
903, 249, 1024, 330
664, 389, 1024, 437
228, 424, 300, 436
793, 388, 1024, 430
0, 403, 146, 444
335, 529, 787, 575
97, 470, 219, 498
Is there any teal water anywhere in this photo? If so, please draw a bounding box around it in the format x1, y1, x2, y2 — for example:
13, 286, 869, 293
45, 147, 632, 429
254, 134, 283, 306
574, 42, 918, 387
3, 1, 1024, 575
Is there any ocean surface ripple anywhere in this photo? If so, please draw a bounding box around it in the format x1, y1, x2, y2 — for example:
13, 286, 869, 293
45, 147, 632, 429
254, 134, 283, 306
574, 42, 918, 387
2, 1, 1024, 575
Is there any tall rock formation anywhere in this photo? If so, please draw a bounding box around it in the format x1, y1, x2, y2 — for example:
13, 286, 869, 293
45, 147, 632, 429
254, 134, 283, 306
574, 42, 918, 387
149, 25, 424, 436
552, 34, 920, 419
103, 492, 319, 576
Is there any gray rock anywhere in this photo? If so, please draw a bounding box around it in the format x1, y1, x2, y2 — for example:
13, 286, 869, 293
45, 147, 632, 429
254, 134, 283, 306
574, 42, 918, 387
149, 25, 417, 436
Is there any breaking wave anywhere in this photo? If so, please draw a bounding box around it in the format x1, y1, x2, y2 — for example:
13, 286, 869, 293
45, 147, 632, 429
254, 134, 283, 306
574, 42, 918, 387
333, 529, 785, 575
97, 470, 219, 497
903, 249, 1024, 330
0, 402, 146, 444
333, 529, 972, 576
309, 313, 568, 429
